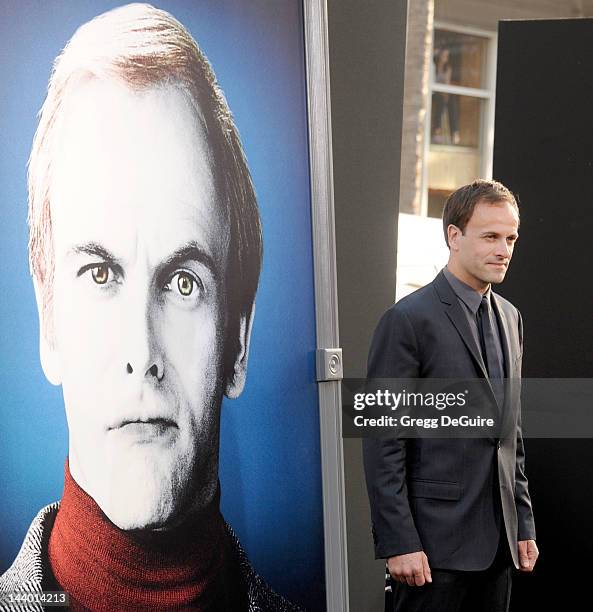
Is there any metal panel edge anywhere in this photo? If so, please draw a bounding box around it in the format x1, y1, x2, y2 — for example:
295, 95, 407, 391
303, 1, 349, 610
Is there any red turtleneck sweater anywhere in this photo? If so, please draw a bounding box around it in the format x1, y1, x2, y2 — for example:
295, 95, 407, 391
48, 463, 229, 611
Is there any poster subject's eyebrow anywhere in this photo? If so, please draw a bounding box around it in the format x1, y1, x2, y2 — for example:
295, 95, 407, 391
68, 241, 217, 278
159, 242, 217, 277
70, 243, 119, 265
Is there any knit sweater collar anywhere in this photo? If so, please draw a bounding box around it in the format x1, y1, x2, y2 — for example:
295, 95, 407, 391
48, 461, 226, 611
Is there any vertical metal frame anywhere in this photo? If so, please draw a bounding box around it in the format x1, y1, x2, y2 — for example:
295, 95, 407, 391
303, 1, 349, 610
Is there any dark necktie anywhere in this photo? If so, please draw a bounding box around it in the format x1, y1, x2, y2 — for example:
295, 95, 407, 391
477, 295, 504, 407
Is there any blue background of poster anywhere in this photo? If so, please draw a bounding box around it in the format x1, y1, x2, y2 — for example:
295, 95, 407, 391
0, 1, 324, 609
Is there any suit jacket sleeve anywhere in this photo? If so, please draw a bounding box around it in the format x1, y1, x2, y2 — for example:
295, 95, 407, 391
514, 310, 537, 541
362, 306, 424, 559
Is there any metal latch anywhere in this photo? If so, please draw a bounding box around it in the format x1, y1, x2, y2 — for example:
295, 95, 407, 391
316, 348, 343, 381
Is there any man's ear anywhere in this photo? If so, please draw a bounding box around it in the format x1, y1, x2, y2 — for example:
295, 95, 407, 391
447, 224, 462, 251
32, 277, 62, 386
224, 303, 255, 400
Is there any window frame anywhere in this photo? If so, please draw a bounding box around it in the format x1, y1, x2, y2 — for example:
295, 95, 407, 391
420, 21, 498, 217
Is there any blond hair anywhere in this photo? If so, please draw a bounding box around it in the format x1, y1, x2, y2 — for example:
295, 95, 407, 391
28, 3, 262, 340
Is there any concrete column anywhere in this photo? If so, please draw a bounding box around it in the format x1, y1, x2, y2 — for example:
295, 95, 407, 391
399, 0, 434, 215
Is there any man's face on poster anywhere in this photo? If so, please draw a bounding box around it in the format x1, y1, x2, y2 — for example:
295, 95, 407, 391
36, 78, 250, 531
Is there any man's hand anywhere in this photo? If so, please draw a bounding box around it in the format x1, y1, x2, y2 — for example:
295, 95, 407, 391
517, 539, 539, 572
387, 551, 432, 586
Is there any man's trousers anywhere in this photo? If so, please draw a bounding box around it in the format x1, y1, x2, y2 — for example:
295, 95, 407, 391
388, 536, 513, 612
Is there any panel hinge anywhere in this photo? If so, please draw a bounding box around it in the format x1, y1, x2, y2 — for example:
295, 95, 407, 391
316, 348, 343, 381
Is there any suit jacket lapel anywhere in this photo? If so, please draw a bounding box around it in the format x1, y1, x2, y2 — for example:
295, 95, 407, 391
490, 293, 513, 378
491, 293, 519, 438
433, 272, 489, 379
433, 272, 501, 434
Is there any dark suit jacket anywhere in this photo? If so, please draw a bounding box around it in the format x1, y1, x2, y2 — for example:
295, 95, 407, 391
363, 270, 536, 571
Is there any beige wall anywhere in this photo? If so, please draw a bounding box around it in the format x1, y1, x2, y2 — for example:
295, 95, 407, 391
435, 0, 593, 31
399, 0, 593, 220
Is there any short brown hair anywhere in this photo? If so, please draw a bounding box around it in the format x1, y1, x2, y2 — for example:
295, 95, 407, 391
442, 179, 519, 247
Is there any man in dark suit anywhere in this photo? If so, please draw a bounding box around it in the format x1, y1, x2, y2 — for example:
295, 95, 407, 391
363, 180, 538, 612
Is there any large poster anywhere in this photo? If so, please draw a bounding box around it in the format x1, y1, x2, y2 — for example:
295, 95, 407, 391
0, 2, 324, 610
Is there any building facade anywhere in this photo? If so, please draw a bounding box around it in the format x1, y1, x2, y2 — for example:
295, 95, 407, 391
397, 0, 593, 298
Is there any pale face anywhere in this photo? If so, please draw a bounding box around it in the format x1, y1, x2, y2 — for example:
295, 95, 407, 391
38, 79, 251, 530
447, 200, 519, 293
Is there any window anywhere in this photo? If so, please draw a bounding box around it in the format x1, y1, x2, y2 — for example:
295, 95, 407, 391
422, 24, 497, 218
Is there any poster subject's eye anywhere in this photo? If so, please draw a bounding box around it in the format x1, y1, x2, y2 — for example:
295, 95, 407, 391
165, 271, 203, 299
91, 264, 110, 285
77, 262, 118, 287
177, 271, 194, 296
